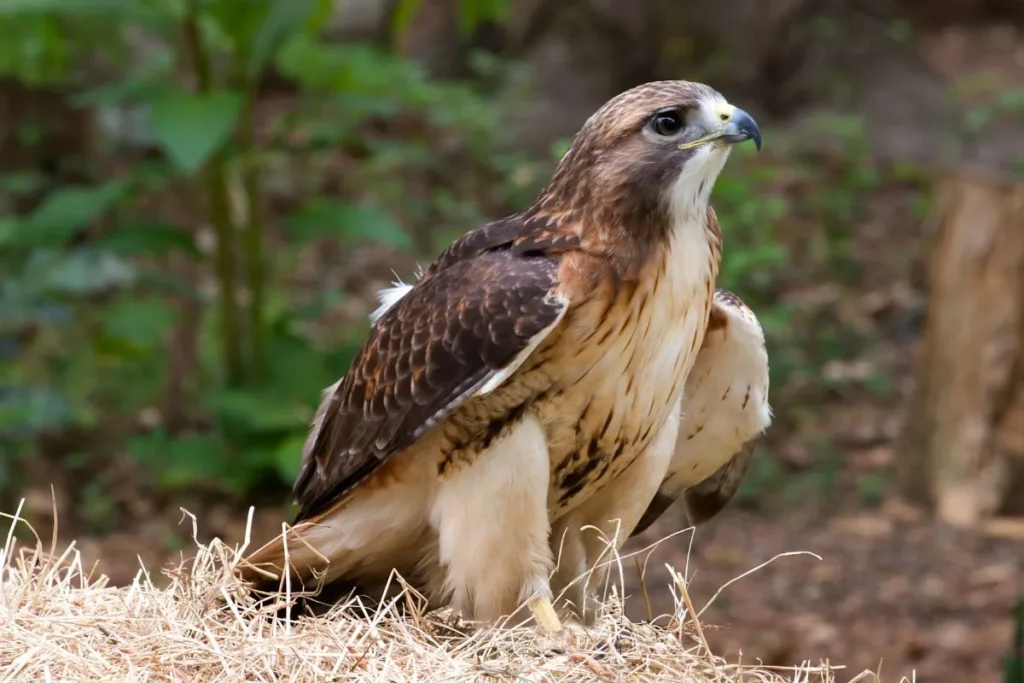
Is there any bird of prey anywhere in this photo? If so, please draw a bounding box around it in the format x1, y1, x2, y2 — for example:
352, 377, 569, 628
354, 284, 772, 623
238, 80, 763, 632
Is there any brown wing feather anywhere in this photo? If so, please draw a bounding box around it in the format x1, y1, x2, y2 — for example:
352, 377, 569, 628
424, 212, 578, 277
630, 441, 755, 536
681, 441, 755, 525
293, 249, 568, 522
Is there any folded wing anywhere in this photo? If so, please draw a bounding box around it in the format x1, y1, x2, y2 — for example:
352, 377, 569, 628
293, 250, 569, 522
631, 288, 772, 536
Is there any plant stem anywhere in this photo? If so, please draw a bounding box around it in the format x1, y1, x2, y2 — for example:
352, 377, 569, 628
238, 90, 267, 382
208, 155, 246, 386
182, 2, 245, 386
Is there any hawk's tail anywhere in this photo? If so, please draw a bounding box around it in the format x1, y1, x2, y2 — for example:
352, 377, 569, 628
236, 521, 336, 602
235, 523, 420, 620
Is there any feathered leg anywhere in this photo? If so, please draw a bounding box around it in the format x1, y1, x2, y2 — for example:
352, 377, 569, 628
238, 454, 435, 613
549, 512, 602, 624
431, 412, 562, 632
549, 406, 680, 624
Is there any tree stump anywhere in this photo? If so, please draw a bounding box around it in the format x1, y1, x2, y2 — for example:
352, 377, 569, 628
899, 173, 1024, 527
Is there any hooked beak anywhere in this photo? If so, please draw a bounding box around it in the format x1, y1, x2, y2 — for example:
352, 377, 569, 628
719, 106, 762, 151
677, 102, 763, 152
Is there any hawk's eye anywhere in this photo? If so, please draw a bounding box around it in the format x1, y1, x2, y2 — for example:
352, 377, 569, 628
649, 110, 684, 137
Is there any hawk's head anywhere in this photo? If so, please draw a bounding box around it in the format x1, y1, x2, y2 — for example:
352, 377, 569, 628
538, 80, 761, 243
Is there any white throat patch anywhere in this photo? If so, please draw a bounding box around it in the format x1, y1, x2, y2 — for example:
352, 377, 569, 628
667, 145, 729, 224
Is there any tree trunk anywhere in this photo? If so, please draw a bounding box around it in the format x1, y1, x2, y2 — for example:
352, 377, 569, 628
899, 173, 1024, 527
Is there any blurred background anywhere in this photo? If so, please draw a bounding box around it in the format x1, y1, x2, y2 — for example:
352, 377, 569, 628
1, 0, 1022, 680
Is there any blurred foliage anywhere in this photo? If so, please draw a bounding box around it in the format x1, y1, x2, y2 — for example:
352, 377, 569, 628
1008, 596, 1023, 683
720, 113, 912, 510
0, 0, 915, 527
0, 0, 526, 511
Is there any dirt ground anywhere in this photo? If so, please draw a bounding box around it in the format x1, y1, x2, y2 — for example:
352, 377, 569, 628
628, 504, 1021, 683
36, 482, 1017, 683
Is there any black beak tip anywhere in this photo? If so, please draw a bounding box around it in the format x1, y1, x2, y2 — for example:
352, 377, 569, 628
726, 109, 762, 152
751, 129, 762, 152
740, 114, 762, 152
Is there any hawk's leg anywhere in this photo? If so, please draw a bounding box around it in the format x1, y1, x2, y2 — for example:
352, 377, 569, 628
552, 407, 681, 625
431, 412, 562, 632
550, 513, 598, 624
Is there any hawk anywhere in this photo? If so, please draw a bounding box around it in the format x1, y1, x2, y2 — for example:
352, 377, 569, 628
239, 80, 762, 632
340, 284, 772, 623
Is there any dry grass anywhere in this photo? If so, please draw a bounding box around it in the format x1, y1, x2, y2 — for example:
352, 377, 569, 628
0, 501, 855, 683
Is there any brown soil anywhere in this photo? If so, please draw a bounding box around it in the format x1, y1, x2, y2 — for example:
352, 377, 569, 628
627, 505, 1021, 683
35, 489, 1019, 683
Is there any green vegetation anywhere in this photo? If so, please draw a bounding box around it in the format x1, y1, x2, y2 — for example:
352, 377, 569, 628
0, 0, 927, 527
1009, 597, 1024, 683
0, 0, 526, 514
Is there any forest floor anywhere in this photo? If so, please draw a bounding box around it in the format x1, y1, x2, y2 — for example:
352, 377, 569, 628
22, 165, 1020, 683
630, 500, 1021, 682
26, 477, 1021, 682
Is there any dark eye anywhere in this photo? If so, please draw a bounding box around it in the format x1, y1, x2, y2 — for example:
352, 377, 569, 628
650, 110, 684, 137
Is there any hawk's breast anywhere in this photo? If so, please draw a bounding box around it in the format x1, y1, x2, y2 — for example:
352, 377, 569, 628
535, 227, 718, 516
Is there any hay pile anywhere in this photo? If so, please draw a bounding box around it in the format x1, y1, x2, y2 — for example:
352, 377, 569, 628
0, 504, 844, 682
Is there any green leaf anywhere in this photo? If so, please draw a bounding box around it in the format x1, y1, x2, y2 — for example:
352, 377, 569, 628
203, 0, 263, 55
101, 298, 177, 351
17, 180, 129, 248
72, 62, 173, 108
0, 0, 172, 29
93, 221, 200, 257
0, 170, 48, 194
0, 285, 72, 329
248, 0, 321, 77
126, 428, 171, 468
457, 0, 509, 35
149, 89, 245, 173
283, 200, 413, 251
391, 0, 423, 37
1006, 597, 1024, 683
264, 330, 333, 402
206, 388, 312, 434
40, 249, 136, 294
0, 385, 72, 434
0, 216, 19, 248
273, 433, 307, 483
160, 433, 229, 489
129, 430, 240, 491
274, 37, 426, 101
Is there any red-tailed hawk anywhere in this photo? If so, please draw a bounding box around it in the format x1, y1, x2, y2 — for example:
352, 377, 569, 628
343, 284, 772, 624
239, 80, 763, 632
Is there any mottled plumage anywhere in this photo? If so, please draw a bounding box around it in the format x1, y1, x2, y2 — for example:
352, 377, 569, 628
293, 250, 570, 521
630, 288, 772, 536
238, 80, 763, 631
292, 284, 772, 625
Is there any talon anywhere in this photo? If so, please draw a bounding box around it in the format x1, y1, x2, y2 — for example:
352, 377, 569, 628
528, 596, 564, 633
